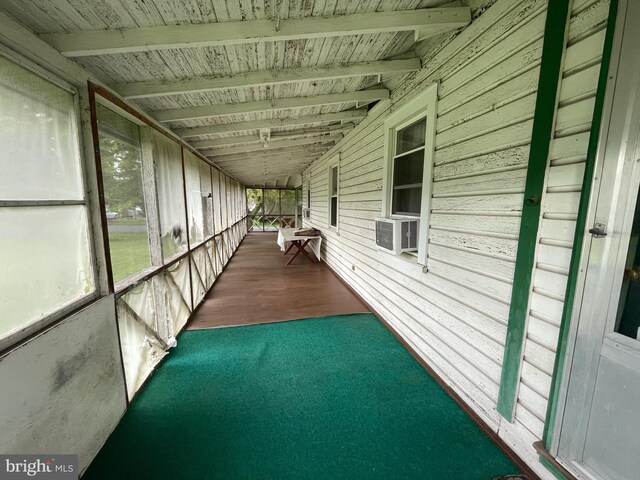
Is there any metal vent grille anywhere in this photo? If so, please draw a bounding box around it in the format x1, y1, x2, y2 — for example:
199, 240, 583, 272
401, 220, 418, 249
375, 220, 394, 250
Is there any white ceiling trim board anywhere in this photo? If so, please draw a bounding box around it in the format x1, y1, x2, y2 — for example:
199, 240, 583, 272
190, 124, 353, 149
114, 58, 420, 98
41, 8, 471, 57
201, 135, 339, 155
174, 110, 367, 138
153, 89, 389, 122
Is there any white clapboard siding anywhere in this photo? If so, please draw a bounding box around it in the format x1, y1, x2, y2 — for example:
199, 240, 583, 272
515, 0, 609, 450
302, 0, 563, 477
300, 0, 612, 477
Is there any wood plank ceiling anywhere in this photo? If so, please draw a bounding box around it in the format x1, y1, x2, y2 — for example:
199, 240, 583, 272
1, 0, 471, 187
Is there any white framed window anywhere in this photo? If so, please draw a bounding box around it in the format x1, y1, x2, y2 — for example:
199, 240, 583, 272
381, 83, 438, 265
0, 50, 97, 347
328, 156, 339, 230
303, 176, 311, 221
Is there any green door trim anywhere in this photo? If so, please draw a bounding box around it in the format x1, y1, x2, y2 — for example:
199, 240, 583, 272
542, 0, 620, 447
539, 456, 568, 480
496, 0, 571, 421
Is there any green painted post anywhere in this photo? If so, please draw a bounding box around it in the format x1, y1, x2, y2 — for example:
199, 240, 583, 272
542, 0, 619, 447
496, 0, 571, 421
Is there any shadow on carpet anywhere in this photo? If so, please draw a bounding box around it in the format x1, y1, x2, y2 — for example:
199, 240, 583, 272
85, 314, 520, 479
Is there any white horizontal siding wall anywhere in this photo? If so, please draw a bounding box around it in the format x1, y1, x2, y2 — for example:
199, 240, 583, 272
301, 0, 610, 477
513, 0, 610, 442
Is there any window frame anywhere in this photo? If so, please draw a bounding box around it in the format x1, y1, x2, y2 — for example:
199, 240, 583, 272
327, 155, 340, 231
381, 83, 438, 266
391, 118, 428, 217
304, 176, 312, 222
96, 102, 158, 285
0, 47, 100, 351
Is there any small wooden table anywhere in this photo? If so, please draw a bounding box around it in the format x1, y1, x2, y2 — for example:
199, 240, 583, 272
277, 228, 322, 265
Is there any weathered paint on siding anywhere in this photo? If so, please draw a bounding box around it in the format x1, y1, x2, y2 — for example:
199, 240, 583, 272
515, 0, 610, 439
497, 0, 570, 423
302, 0, 609, 477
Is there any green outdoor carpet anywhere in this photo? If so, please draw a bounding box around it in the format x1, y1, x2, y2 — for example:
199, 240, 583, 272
85, 314, 519, 479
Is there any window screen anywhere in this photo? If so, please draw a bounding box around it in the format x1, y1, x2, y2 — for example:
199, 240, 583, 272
184, 151, 205, 246
97, 105, 151, 283
200, 162, 213, 238
153, 131, 187, 260
212, 169, 222, 234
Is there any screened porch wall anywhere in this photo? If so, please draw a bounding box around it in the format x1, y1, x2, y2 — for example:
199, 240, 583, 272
246, 187, 302, 232
0, 20, 249, 472
94, 94, 250, 400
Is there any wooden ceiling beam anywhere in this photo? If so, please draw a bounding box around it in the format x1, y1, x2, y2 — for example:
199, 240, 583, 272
222, 168, 314, 179
201, 135, 338, 156
42, 8, 471, 57
210, 156, 327, 167
154, 89, 389, 122
211, 144, 328, 157
174, 110, 366, 138
190, 123, 353, 149
208, 147, 328, 163
114, 58, 420, 99
214, 156, 320, 168
242, 172, 303, 188
205, 148, 331, 163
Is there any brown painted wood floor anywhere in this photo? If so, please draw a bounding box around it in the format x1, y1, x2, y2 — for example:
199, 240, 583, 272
187, 232, 370, 329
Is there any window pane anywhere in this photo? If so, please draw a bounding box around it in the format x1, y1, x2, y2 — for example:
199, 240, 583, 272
0, 206, 94, 338
184, 151, 205, 245
264, 189, 280, 215
0, 55, 83, 200
330, 197, 338, 227
396, 118, 426, 155
393, 149, 424, 187
331, 166, 338, 196
392, 186, 422, 216
97, 106, 151, 283
153, 131, 187, 260
281, 190, 297, 215
615, 188, 640, 340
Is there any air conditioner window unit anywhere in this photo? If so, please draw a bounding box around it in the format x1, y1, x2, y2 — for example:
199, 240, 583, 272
375, 218, 419, 255
303, 208, 311, 218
